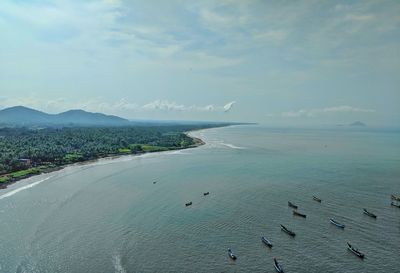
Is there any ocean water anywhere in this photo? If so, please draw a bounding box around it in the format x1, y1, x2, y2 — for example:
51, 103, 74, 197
0, 125, 399, 273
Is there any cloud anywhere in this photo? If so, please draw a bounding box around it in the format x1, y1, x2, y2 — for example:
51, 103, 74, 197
142, 100, 186, 111
0, 97, 235, 114
142, 100, 235, 112
223, 101, 236, 112
280, 105, 376, 118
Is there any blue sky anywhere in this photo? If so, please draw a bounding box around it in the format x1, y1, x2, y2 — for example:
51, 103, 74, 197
0, 0, 399, 126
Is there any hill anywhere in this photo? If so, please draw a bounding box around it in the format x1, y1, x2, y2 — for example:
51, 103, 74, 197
0, 106, 129, 126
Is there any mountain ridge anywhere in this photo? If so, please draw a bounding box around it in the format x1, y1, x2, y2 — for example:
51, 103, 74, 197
0, 106, 129, 126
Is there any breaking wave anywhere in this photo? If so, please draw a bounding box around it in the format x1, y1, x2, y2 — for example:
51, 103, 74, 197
112, 254, 127, 273
0, 176, 53, 201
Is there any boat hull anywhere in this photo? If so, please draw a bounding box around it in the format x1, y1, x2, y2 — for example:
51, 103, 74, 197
391, 202, 400, 208
313, 196, 322, 202
281, 225, 296, 237
274, 259, 284, 273
363, 209, 377, 218
228, 249, 237, 260
293, 210, 306, 218
330, 219, 345, 228
261, 237, 273, 247
391, 194, 400, 201
347, 243, 364, 259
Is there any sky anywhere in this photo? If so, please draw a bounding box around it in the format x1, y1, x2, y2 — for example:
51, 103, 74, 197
0, 0, 399, 126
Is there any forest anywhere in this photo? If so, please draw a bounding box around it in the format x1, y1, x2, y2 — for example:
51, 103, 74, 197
0, 124, 223, 183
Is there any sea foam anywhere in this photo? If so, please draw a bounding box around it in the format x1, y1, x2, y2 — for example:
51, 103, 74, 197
0, 176, 53, 200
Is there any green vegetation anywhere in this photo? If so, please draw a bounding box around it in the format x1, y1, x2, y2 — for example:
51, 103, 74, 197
117, 148, 132, 153
0, 124, 224, 184
0, 167, 42, 184
138, 144, 169, 152
63, 153, 84, 162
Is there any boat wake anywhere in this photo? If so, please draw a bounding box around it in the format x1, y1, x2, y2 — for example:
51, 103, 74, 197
219, 142, 246, 149
0, 176, 53, 201
167, 150, 191, 155
112, 254, 127, 273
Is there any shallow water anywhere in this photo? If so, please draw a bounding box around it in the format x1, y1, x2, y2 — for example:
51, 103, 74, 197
0, 125, 399, 273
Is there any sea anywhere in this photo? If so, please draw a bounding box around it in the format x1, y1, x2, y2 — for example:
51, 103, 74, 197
0, 125, 399, 273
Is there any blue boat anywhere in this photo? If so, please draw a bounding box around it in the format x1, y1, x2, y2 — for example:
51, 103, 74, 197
228, 248, 237, 260
261, 236, 273, 247
391, 202, 400, 208
330, 218, 345, 228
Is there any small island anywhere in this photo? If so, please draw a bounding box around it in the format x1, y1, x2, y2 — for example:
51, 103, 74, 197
349, 121, 367, 127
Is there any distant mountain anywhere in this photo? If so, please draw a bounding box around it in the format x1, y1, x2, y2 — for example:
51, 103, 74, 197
0, 106, 53, 124
0, 106, 129, 126
350, 121, 367, 127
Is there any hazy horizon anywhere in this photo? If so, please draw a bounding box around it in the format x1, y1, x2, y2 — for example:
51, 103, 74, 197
1, 0, 399, 126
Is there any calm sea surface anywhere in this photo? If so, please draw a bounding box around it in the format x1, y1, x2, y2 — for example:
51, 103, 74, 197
0, 125, 399, 273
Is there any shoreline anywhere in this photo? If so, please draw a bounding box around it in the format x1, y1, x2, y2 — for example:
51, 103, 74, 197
0, 130, 207, 192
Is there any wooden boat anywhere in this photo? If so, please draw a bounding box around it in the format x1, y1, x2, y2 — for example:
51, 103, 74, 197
203, 192, 210, 196
185, 201, 192, 207
293, 210, 307, 218
347, 242, 364, 259
288, 201, 298, 209
391, 194, 400, 201
153, 181, 157, 184
313, 196, 322, 203
363, 208, 377, 218
261, 236, 273, 248
228, 248, 237, 260
330, 218, 345, 229
391, 202, 400, 208
274, 258, 284, 273
280, 224, 296, 237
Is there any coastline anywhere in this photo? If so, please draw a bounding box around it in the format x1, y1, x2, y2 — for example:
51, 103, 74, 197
0, 130, 207, 192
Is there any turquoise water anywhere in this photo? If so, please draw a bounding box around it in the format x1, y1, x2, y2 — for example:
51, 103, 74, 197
0, 125, 399, 273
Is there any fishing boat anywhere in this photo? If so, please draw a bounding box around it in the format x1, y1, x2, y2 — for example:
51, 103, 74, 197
313, 196, 322, 202
391, 202, 400, 208
228, 249, 237, 260
261, 236, 273, 247
153, 181, 157, 184
293, 210, 307, 218
185, 201, 192, 206
288, 201, 298, 209
363, 208, 377, 218
330, 218, 345, 229
274, 258, 284, 273
347, 242, 365, 259
391, 194, 400, 201
203, 192, 210, 196
280, 224, 296, 237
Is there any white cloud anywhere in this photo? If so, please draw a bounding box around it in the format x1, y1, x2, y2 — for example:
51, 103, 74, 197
280, 105, 376, 118
0, 97, 235, 114
142, 100, 186, 111
142, 100, 235, 112
223, 101, 236, 112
